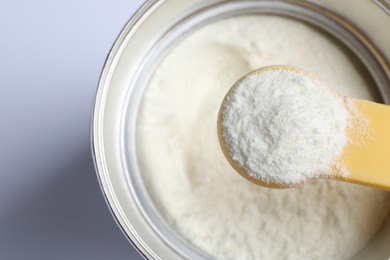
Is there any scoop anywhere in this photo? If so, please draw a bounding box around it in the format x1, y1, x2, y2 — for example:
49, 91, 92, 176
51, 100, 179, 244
217, 66, 390, 190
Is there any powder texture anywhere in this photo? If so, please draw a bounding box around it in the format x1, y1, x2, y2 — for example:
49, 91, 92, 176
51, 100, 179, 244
136, 15, 389, 259
220, 69, 348, 185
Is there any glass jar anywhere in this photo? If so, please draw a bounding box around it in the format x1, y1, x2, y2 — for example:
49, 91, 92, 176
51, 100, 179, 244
92, 0, 390, 259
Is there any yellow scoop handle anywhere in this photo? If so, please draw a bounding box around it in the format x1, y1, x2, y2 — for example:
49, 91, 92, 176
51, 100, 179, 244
337, 100, 390, 190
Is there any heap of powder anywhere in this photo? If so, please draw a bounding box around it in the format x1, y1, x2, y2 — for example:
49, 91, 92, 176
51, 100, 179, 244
137, 15, 390, 260
220, 68, 348, 185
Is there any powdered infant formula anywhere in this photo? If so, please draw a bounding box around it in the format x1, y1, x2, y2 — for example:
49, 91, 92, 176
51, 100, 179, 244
136, 15, 390, 259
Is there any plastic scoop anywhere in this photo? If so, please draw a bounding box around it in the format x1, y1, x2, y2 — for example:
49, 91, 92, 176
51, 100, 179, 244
217, 66, 390, 190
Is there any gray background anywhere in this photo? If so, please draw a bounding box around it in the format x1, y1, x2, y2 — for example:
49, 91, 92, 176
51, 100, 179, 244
0, 0, 145, 259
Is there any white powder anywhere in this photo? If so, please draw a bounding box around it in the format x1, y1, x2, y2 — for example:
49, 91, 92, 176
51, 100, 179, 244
220, 68, 349, 185
136, 15, 389, 259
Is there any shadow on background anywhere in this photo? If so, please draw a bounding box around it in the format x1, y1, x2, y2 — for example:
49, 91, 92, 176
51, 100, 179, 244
0, 150, 142, 260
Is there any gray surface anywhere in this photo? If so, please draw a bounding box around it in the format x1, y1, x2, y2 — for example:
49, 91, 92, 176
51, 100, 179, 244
0, 0, 145, 259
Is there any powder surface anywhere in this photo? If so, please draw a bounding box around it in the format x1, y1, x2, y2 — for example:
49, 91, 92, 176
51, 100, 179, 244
136, 15, 389, 259
220, 68, 348, 185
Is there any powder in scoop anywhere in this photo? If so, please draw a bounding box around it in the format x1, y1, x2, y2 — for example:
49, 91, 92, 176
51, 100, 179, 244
220, 67, 348, 185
